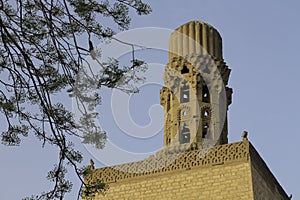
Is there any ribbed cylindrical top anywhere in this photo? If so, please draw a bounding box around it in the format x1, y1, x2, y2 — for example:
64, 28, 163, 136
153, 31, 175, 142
169, 21, 223, 61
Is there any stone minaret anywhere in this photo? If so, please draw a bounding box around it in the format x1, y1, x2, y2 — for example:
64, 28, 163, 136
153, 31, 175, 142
160, 21, 232, 149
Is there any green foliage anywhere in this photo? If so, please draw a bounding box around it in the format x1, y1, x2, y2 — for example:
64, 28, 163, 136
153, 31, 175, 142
1, 124, 29, 145
0, 0, 151, 199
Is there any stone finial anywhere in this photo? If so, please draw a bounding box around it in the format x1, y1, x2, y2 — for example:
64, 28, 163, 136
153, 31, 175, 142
242, 131, 248, 140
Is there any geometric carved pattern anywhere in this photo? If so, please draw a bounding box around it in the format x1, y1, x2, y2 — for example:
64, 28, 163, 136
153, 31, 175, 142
87, 140, 250, 184
179, 104, 191, 119
160, 53, 232, 147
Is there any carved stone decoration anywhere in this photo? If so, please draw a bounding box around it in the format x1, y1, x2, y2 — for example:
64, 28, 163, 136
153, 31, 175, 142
86, 140, 250, 183
160, 21, 232, 149
179, 104, 191, 119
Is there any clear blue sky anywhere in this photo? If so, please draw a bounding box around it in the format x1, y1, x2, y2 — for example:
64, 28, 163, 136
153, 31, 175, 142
1, 0, 299, 199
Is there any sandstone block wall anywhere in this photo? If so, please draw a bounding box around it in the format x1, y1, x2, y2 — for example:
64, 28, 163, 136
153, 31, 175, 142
84, 140, 289, 200
94, 161, 253, 200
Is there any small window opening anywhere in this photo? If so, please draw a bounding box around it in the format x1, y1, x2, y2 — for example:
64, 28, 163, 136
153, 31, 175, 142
204, 110, 209, 117
183, 111, 187, 116
181, 65, 189, 74
202, 85, 210, 103
182, 124, 189, 132
182, 133, 190, 143
202, 123, 209, 138
180, 124, 190, 144
181, 82, 189, 103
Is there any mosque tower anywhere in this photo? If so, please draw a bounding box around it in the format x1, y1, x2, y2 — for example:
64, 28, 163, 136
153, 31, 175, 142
160, 21, 232, 149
